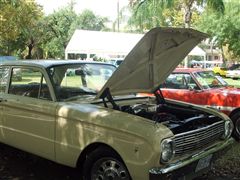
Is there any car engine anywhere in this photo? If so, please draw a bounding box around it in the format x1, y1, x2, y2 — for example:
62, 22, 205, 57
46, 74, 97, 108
120, 100, 222, 134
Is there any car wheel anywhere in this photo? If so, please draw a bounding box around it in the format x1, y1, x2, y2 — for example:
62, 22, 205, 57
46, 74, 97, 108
83, 147, 131, 180
231, 112, 240, 141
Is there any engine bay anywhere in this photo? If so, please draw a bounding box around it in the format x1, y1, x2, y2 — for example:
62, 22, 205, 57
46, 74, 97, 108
120, 102, 221, 134
97, 88, 223, 135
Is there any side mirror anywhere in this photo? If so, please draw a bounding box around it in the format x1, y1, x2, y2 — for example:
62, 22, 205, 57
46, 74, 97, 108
75, 69, 86, 76
75, 68, 100, 76
188, 85, 200, 91
188, 86, 194, 91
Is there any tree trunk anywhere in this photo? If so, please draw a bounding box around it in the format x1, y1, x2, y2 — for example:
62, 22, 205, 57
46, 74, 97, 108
183, 5, 192, 28
221, 45, 226, 67
26, 44, 33, 59
26, 38, 34, 59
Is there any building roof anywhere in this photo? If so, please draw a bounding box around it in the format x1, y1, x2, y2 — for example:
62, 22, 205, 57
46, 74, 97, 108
65, 30, 144, 57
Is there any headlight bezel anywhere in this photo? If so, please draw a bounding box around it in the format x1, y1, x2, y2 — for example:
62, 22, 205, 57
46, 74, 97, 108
222, 120, 233, 139
160, 138, 175, 163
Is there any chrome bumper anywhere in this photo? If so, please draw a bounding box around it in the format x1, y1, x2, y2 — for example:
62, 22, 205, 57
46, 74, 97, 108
149, 138, 234, 179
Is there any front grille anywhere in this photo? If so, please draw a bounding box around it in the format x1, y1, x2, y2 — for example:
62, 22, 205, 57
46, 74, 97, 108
174, 121, 225, 156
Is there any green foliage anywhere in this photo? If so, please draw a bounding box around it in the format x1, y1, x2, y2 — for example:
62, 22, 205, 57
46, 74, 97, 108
75, 10, 109, 31
40, 7, 78, 59
0, 1, 109, 59
41, 8, 109, 59
196, 0, 240, 59
128, 0, 174, 31
0, 0, 43, 58
128, 0, 224, 30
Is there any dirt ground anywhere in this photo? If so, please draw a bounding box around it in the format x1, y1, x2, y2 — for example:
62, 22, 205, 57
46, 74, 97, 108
0, 142, 240, 180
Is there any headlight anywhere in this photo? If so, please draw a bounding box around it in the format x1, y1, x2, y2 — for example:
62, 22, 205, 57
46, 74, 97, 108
222, 120, 233, 139
160, 138, 175, 163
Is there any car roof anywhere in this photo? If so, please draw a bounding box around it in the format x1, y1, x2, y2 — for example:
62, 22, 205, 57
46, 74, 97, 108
0, 60, 115, 69
174, 68, 210, 73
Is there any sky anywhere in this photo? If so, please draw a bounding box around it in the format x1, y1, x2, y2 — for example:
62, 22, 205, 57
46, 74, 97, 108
35, 0, 129, 21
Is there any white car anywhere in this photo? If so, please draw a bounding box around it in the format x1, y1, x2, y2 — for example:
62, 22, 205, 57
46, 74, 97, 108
226, 69, 240, 79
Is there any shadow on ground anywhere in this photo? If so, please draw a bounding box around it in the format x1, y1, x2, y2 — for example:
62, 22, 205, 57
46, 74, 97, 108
0, 144, 79, 180
0, 142, 240, 180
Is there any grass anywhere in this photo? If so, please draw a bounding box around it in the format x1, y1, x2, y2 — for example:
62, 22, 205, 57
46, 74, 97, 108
224, 77, 240, 87
209, 141, 240, 178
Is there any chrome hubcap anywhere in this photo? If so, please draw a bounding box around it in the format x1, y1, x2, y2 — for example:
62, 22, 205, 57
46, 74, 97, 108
91, 158, 129, 180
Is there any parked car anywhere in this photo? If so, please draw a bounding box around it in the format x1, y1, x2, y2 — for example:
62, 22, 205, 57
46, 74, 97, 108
0, 28, 234, 180
226, 68, 240, 79
212, 67, 228, 77
145, 68, 240, 140
213, 64, 240, 78
228, 64, 240, 70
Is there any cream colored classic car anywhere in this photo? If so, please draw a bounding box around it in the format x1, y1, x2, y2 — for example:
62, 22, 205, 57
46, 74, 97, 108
0, 28, 234, 180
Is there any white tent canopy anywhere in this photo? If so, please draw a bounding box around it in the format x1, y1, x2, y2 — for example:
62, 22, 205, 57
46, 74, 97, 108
65, 30, 144, 60
188, 46, 206, 58
65, 29, 209, 67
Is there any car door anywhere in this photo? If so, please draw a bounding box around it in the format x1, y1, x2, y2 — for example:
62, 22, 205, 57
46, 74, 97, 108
1, 66, 56, 161
161, 73, 207, 105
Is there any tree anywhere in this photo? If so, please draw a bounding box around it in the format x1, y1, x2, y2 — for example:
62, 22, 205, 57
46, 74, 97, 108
75, 10, 109, 31
129, 0, 225, 29
41, 7, 109, 59
197, 0, 240, 61
40, 6, 78, 59
0, 0, 43, 58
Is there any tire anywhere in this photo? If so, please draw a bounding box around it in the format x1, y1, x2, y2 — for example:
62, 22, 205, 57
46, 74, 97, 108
231, 112, 240, 141
82, 147, 131, 180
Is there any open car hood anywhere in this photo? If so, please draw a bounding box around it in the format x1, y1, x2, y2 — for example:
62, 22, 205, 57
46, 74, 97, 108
96, 27, 208, 98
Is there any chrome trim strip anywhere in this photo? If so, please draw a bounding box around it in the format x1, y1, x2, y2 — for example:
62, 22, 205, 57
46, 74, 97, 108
205, 105, 234, 112
174, 120, 224, 138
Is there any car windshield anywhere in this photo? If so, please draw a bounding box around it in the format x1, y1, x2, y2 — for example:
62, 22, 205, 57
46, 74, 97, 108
194, 71, 227, 89
48, 63, 116, 101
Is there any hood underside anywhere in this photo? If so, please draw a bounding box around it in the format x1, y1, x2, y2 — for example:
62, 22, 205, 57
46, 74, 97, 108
96, 27, 208, 99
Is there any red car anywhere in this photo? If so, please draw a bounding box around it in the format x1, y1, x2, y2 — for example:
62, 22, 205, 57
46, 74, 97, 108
154, 68, 240, 140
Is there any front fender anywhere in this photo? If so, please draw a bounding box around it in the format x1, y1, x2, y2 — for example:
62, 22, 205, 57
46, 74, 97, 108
54, 103, 173, 179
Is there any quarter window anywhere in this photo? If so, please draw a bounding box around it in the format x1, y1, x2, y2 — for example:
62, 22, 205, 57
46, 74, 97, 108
9, 67, 52, 100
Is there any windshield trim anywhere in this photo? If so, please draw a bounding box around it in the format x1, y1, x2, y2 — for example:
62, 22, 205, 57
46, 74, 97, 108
193, 71, 226, 90
47, 63, 116, 101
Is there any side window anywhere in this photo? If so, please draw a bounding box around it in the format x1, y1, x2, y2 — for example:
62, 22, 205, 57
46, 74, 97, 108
183, 74, 200, 90
161, 73, 198, 90
9, 67, 52, 100
161, 74, 186, 89
0, 67, 10, 93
